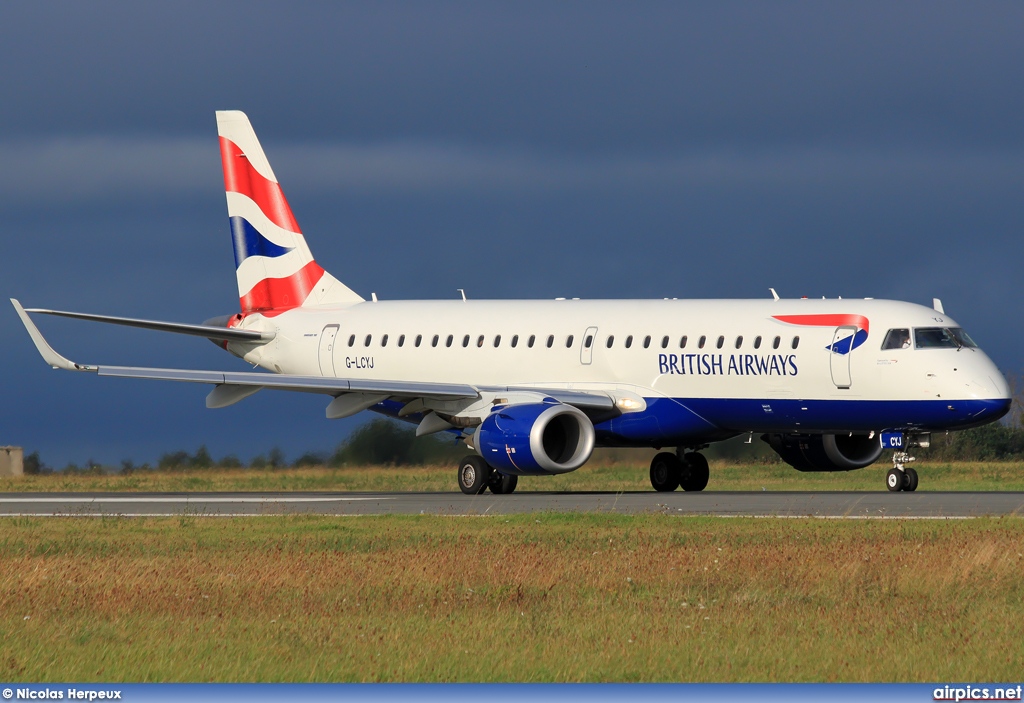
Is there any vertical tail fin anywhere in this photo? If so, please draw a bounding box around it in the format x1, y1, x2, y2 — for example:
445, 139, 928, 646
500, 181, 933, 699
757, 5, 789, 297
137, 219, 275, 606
216, 110, 363, 315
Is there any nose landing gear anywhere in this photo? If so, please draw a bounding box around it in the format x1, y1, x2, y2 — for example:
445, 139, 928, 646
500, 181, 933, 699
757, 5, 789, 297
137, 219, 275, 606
886, 465, 918, 492
885, 433, 928, 492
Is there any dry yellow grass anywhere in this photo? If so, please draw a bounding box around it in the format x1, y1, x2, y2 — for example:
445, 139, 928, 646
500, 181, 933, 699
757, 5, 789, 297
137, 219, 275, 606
0, 514, 1022, 682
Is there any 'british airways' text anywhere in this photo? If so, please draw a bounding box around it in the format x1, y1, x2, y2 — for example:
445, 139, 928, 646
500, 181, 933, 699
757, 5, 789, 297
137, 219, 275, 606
658, 353, 798, 376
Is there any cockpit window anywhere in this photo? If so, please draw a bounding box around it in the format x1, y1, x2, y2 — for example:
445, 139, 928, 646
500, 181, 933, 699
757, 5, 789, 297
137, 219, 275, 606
949, 328, 978, 348
914, 327, 978, 349
881, 328, 911, 350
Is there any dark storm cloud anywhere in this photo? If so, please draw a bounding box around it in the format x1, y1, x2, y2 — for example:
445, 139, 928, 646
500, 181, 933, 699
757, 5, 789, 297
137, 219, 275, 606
1, 2, 1021, 150
1, 1, 1021, 466
2, 137, 1020, 203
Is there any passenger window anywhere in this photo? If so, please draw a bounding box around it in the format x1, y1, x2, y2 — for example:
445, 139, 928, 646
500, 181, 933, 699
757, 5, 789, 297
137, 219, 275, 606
475, 334, 483, 347
606, 335, 615, 348
716, 336, 724, 349
772, 336, 781, 349
494, 335, 501, 347
446, 334, 454, 348
431, 335, 439, 348
566, 335, 574, 348
381, 334, 389, 347
792, 336, 800, 349
679, 335, 687, 349
528, 335, 536, 348
511, 335, 518, 348
546, 335, 554, 348
585, 334, 593, 348
661, 335, 669, 349
415, 334, 422, 347
753, 336, 761, 349
348, 334, 355, 347
463, 335, 470, 348
698, 335, 706, 349
643, 336, 651, 349
625, 335, 633, 349
881, 329, 912, 350
735, 336, 743, 349
397, 334, 405, 347
364, 334, 372, 347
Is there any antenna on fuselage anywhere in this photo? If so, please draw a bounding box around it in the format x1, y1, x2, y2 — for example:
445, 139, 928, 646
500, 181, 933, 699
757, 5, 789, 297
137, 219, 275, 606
769, 288, 779, 301
932, 298, 944, 314
457, 289, 467, 301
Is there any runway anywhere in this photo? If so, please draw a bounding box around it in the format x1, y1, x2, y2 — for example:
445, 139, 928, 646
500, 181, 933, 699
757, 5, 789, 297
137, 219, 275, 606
1, 491, 1023, 518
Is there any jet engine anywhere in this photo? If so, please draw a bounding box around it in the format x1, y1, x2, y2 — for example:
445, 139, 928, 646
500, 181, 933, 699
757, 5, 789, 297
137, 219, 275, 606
762, 432, 883, 472
476, 402, 596, 475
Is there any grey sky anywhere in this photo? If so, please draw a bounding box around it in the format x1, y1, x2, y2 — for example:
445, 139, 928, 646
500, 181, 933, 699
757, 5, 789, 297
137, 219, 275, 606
2, 2, 1021, 466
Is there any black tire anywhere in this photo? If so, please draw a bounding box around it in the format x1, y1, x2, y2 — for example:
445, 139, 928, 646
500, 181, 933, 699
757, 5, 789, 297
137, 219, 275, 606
886, 468, 904, 492
649, 452, 681, 492
904, 467, 919, 492
489, 473, 519, 495
680, 452, 710, 492
458, 455, 492, 495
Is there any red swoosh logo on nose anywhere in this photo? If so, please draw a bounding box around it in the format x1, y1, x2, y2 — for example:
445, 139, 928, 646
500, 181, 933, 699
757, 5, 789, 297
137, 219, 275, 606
772, 314, 869, 334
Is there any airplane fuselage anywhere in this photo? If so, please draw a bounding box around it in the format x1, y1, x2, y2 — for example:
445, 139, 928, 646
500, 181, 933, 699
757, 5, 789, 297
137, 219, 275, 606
230, 297, 1010, 447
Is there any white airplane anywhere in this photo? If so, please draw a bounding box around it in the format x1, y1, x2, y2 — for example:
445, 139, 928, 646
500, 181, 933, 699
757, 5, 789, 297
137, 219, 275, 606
12, 111, 1011, 494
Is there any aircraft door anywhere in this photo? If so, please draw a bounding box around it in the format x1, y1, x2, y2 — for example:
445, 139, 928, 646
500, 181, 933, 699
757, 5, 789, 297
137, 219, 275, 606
829, 325, 857, 389
318, 325, 339, 377
580, 326, 598, 365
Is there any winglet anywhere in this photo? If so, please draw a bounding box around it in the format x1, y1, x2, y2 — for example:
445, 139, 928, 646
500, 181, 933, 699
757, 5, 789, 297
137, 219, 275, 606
10, 299, 95, 371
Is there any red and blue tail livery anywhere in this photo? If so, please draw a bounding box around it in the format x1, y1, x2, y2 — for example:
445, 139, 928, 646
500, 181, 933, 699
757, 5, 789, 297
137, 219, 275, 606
216, 111, 362, 315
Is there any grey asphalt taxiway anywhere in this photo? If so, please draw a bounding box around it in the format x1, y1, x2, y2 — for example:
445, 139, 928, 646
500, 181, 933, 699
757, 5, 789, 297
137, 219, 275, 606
1, 491, 1023, 518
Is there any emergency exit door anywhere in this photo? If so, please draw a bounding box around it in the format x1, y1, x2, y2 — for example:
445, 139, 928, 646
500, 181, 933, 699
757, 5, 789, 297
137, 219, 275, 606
580, 326, 598, 365
319, 325, 339, 377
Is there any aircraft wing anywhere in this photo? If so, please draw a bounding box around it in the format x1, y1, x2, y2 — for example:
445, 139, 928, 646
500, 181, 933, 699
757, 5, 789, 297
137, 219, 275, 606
20, 305, 272, 343
12, 299, 615, 415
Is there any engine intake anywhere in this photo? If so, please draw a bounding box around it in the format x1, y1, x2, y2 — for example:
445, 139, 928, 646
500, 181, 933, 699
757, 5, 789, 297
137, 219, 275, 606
476, 402, 596, 475
762, 432, 883, 472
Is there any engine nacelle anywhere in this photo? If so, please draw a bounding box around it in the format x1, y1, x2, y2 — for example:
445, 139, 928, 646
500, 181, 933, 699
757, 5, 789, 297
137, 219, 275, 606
762, 432, 883, 472
477, 402, 596, 475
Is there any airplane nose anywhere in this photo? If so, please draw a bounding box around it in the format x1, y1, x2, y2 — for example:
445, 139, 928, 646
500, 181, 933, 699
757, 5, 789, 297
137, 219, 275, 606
988, 371, 1011, 402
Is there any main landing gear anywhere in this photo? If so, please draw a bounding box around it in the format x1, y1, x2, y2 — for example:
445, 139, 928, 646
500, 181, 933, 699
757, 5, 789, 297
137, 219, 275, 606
649, 451, 709, 492
457, 455, 518, 495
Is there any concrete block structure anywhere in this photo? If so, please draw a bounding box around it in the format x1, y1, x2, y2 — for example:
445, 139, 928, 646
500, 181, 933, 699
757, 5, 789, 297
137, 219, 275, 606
0, 446, 24, 477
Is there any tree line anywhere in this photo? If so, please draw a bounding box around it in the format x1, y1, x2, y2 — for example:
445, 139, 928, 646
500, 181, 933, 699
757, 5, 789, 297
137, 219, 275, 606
22, 418, 466, 474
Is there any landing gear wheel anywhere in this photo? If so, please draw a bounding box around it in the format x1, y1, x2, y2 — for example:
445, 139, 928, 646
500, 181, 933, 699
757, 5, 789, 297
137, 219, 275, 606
649, 452, 681, 492
489, 473, 519, 495
680, 452, 710, 492
458, 455, 492, 495
886, 468, 904, 492
903, 467, 919, 492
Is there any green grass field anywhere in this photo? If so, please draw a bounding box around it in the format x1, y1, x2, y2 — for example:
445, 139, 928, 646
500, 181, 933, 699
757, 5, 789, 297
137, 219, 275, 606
2, 459, 1023, 493
0, 514, 1022, 682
